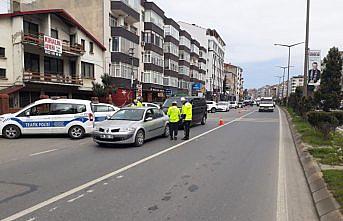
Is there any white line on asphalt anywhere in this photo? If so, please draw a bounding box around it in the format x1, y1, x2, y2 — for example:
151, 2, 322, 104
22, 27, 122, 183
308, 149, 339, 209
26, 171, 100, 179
29, 149, 58, 157
67, 194, 84, 203
276, 107, 289, 221
1, 110, 256, 221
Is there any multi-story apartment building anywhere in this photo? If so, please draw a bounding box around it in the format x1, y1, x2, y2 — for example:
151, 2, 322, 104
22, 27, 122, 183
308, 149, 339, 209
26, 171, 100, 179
178, 22, 226, 99
289, 75, 304, 95
141, 1, 164, 102
0, 9, 105, 108
163, 17, 179, 97
178, 30, 191, 95
223, 63, 243, 101
10, 0, 227, 104
223, 63, 237, 100
17, 0, 142, 105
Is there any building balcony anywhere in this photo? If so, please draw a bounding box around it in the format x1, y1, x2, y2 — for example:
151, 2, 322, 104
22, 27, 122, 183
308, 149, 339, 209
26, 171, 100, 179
111, 1, 140, 23
23, 72, 83, 86
111, 27, 139, 44
22, 33, 85, 56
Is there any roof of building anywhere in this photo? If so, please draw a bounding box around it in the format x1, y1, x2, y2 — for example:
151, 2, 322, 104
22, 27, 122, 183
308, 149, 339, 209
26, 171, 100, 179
0, 9, 106, 51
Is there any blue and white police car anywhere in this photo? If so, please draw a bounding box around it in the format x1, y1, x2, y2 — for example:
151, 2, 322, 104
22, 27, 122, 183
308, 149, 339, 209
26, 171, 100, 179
0, 99, 96, 139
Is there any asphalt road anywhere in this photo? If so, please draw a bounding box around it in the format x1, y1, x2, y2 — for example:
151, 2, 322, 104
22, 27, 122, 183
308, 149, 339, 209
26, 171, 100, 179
0, 107, 318, 221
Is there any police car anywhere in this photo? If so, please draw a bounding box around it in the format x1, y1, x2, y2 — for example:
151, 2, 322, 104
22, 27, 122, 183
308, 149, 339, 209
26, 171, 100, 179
92, 103, 119, 122
0, 99, 95, 139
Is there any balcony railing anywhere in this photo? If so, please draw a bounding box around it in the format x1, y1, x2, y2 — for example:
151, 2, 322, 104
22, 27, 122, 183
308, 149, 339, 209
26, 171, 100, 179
23, 72, 83, 86
23, 33, 85, 56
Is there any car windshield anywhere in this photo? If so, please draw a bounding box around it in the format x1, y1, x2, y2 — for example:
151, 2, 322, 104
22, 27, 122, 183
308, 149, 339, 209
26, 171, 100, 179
109, 109, 145, 121
261, 99, 273, 104
218, 102, 228, 105
163, 98, 183, 108
230, 102, 235, 104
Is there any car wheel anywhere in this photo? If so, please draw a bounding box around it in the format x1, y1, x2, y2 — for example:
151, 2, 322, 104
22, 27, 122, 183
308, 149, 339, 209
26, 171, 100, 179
211, 108, 216, 113
201, 115, 207, 125
134, 130, 145, 147
2, 125, 21, 139
163, 124, 170, 137
68, 125, 85, 139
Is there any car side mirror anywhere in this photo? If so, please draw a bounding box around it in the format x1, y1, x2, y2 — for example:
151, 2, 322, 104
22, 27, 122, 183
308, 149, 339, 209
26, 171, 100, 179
145, 116, 153, 122
25, 112, 30, 117
106, 116, 111, 120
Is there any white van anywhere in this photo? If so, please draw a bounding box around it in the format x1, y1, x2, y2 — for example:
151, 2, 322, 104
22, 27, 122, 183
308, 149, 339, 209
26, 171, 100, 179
259, 97, 275, 112
0, 99, 95, 139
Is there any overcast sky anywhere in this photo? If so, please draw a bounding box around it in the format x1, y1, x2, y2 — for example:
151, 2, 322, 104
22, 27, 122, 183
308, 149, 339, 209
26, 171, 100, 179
0, 0, 342, 89
154, 0, 343, 89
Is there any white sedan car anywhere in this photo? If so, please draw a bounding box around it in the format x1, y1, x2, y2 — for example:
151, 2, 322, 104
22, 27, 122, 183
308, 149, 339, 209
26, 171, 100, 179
92, 103, 119, 122
216, 102, 230, 112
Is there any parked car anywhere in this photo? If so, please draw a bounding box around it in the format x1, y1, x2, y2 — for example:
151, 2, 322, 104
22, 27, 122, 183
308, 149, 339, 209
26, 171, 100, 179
92, 103, 119, 122
229, 101, 238, 109
163, 97, 207, 125
0, 99, 95, 139
237, 102, 244, 108
93, 107, 169, 147
206, 101, 218, 113
259, 97, 275, 112
217, 102, 230, 112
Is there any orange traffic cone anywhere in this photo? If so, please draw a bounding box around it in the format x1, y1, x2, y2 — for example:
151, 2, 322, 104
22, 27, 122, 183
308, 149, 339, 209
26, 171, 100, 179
219, 118, 224, 126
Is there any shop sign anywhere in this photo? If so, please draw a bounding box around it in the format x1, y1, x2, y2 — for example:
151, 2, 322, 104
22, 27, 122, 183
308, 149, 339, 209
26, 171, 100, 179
44, 35, 62, 56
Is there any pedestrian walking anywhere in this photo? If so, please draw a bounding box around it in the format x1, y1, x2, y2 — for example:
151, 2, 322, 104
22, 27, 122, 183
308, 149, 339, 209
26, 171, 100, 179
167, 101, 180, 140
181, 97, 192, 140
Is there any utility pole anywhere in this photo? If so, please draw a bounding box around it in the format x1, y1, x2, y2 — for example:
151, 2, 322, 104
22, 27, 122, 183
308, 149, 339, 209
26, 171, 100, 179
275, 75, 282, 99
277, 66, 288, 99
304, 0, 310, 97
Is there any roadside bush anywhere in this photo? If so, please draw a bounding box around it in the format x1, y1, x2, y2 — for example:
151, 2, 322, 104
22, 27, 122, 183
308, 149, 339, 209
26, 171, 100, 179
307, 111, 341, 139
331, 111, 343, 125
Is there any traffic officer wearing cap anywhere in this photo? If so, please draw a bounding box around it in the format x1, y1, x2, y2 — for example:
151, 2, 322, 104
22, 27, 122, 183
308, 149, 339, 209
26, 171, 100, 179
136, 97, 143, 107
181, 97, 192, 140
167, 101, 181, 140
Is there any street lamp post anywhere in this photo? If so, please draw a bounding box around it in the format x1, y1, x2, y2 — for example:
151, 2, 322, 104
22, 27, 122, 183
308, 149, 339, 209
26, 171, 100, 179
304, 0, 311, 97
277, 66, 288, 99
128, 48, 135, 99
274, 75, 282, 99
274, 42, 304, 99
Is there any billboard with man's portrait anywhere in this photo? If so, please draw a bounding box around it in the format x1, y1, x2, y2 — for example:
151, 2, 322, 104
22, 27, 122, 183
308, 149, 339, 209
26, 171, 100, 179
308, 50, 321, 88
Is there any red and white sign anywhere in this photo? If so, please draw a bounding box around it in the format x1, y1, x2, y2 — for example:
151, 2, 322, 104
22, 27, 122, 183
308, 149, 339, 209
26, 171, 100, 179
137, 84, 143, 97
44, 35, 62, 56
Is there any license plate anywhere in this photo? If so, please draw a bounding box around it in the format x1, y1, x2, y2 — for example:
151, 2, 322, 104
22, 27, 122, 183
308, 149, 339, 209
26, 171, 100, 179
101, 135, 114, 139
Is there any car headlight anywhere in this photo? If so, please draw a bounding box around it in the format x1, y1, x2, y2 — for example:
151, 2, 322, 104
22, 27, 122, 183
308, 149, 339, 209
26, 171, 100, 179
120, 127, 136, 132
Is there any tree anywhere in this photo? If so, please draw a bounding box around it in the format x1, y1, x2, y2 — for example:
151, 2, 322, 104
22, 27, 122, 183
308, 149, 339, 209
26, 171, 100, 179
318, 47, 342, 111
92, 74, 117, 98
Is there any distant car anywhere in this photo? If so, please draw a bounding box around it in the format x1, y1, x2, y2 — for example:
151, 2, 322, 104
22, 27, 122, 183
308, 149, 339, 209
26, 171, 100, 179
93, 107, 169, 147
206, 101, 218, 113
217, 102, 230, 112
142, 102, 160, 109
0, 98, 94, 139
237, 102, 244, 108
229, 101, 238, 109
163, 96, 207, 126
92, 103, 119, 122
259, 97, 275, 112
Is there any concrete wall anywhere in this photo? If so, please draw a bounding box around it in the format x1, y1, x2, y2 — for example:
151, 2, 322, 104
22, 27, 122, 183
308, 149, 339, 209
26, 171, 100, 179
19, 0, 105, 44
0, 16, 24, 89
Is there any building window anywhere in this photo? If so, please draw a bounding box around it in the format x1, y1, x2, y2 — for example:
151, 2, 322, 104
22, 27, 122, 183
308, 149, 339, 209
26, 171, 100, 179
81, 39, 85, 50
89, 42, 94, 54
70, 35, 76, 46
44, 57, 64, 75
0, 47, 5, 57
24, 53, 40, 72
0, 68, 6, 78
81, 62, 94, 79
24, 21, 39, 35
109, 14, 118, 27
112, 37, 119, 52
51, 29, 58, 39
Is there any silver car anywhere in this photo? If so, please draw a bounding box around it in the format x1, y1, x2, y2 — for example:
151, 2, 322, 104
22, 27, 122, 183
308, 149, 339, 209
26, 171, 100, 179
93, 107, 169, 146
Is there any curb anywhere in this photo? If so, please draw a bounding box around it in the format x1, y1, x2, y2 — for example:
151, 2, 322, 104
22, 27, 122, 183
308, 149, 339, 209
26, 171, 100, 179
282, 108, 343, 221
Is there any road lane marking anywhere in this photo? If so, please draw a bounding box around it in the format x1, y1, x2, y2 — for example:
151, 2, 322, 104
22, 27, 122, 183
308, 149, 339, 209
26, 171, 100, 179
29, 149, 58, 157
276, 107, 289, 221
67, 194, 84, 203
1, 110, 256, 221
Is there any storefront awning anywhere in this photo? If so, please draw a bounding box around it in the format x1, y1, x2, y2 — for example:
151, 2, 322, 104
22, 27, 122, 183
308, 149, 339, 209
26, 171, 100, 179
0, 85, 24, 95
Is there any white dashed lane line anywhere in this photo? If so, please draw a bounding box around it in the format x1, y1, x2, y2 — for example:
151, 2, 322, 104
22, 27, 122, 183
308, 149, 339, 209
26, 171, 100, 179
29, 149, 58, 157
